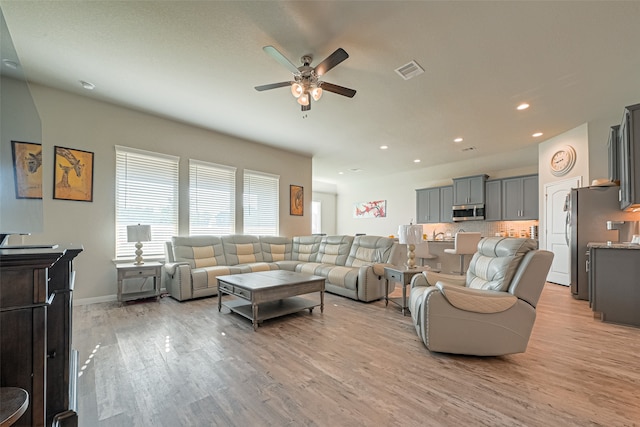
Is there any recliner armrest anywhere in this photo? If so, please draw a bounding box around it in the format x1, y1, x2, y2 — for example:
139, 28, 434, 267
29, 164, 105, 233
411, 270, 466, 288
164, 261, 189, 276
372, 263, 394, 276
435, 282, 517, 313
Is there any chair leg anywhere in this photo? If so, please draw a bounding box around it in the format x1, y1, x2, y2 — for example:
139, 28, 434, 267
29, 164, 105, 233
459, 254, 465, 275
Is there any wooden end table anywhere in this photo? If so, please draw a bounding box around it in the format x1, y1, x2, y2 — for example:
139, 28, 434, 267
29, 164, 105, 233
116, 262, 162, 302
384, 266, 437, 315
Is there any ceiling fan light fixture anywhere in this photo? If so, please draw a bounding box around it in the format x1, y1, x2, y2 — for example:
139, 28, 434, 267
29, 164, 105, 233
297, 92, 310, 106
311, 87, 323, 101
291, 83, 303, 98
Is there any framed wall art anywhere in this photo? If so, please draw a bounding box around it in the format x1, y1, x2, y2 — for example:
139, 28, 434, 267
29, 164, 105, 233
354, 200, 386, 218
11, 140, 43, 199
53, 146, 94, 202
290, 184, 304, 216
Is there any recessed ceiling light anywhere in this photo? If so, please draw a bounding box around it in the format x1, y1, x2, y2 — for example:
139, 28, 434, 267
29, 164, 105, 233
454, 137, 463, 143
413, 159, 421, 163
2, 59, 18, 69
80, 80, 95, 90
532, 132, 543, 137
338, 171, 344, 175
517, 103, 530, 111
380, 145, 388, 150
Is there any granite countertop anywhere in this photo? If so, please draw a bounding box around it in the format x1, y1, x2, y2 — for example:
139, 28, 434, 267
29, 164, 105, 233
587, 242, 640, 249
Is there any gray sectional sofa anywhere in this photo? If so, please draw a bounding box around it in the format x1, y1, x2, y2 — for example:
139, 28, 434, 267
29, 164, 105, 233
164, 234, 398, 302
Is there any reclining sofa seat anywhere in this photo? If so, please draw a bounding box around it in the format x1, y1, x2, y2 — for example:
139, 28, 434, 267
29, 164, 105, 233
409, 237, 553, 356
164, 234, 396, 303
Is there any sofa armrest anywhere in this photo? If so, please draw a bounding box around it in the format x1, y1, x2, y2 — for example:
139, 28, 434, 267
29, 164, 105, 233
372, 262, 394, 276
164, 262, 193, 301
411, 271, 466, 289
435, 282, 517, 313
164, 261, 189, 276
356, 265, 387, 302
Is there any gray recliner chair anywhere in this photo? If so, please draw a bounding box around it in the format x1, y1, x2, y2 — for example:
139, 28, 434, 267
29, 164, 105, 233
409, 237, 553, 356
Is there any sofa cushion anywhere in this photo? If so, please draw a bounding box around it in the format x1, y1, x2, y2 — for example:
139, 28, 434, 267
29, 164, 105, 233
346, 235, 394, 267
291, 235, 322, 262
259, 236, 292, 262
172, 235, 225, 268
191, 265, 245, 290
316, 235, 353, 266
222, 235, 263, 265
467, 237, 538, 292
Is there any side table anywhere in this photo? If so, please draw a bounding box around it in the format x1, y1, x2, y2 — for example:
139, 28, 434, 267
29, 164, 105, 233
384, 266, 435, 315
116, 262, 162, 302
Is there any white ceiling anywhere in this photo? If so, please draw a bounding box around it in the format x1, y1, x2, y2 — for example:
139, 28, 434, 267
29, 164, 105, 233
2, 1, 640, 186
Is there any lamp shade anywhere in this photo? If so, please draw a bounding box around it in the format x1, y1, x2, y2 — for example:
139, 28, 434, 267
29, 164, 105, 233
127, 224, 151, 243
398, 224, 423, 245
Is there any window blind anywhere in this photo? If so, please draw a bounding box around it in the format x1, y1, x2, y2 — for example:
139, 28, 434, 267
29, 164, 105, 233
243, 169, 279, 236
115, 145, 179, 259
189, 159, 236, 235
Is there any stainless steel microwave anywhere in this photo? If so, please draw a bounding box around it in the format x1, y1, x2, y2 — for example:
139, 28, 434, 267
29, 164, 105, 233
452, 204, 485, 222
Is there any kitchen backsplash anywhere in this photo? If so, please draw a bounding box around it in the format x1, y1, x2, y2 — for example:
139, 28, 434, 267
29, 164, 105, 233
420, 220, 539, 239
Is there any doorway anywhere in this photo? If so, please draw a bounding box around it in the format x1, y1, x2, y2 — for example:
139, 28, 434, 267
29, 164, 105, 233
544, 176, 582, 285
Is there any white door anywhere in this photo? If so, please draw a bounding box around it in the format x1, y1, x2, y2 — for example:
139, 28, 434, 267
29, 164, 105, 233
544, 177, 581, 285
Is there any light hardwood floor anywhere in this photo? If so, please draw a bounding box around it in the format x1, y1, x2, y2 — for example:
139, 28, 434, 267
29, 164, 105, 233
73, 283, 640, 426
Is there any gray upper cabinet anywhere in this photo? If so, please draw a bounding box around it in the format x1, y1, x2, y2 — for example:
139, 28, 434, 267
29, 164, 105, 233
440, 186, 453, 223
416, 187, 440, 223
502, 174, 538, 220
619, 103, 640, 210
484, 179, 502, 221
416, 186, 454, 223
608, 124, 620, 183
453, 175, 487, 206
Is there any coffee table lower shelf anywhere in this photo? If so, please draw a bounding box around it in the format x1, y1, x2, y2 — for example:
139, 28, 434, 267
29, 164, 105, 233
221, 297, 320, 328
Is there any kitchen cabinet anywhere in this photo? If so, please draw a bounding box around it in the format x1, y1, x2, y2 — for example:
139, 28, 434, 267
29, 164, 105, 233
416, 186, 453, 223
608, 124, 620, 183
589, 245, 640, 327
439, 186, 453, 223
502, 174, 538, 220
453, 175, 487, 206
416, 187, 440, 223
619, 103, 640, 210
484, 179, 502, 221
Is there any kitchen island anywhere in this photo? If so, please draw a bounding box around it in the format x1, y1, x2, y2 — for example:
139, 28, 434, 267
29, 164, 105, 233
588, 242, 640, 327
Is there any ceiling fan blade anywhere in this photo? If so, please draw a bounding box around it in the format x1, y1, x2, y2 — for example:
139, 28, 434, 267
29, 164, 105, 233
254, 81, 293, 91
314, 48, 349, 76
263, 46, 301, 75
320, 82, 357, 98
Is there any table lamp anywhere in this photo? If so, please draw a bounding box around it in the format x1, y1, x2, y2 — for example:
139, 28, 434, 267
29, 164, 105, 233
127, 224, 151, 265
398, 224, 423, 268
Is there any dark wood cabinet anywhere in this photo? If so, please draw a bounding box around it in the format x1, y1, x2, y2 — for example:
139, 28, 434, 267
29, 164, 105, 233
0, 245, 82, 427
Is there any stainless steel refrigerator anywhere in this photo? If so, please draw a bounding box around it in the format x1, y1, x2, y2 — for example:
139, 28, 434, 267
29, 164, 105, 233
566, 185, 637, 300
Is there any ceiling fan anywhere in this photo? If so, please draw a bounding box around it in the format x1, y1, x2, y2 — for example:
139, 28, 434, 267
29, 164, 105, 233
255, 45, 357, 111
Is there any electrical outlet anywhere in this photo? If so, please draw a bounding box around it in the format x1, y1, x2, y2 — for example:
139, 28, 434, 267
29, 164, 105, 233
437, 262, 442, 270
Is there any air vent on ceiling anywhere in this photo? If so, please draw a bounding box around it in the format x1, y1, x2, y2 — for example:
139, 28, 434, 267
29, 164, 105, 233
460, 146, 477, 152
394, 60, 425, 80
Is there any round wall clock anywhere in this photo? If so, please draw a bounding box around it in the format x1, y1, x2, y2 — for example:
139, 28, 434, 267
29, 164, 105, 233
550, 145, 576, 176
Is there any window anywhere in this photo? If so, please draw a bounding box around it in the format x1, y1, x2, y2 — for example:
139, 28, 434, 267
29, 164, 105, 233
312, 200, 322, 234
243, 170, 279, 235
115, 146, 179, 259
189, 159, 236, 235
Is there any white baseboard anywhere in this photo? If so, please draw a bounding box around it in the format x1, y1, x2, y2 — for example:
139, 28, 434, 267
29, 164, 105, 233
73, 288, 167, 306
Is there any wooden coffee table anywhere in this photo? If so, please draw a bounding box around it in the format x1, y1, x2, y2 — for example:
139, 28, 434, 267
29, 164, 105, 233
217, 270, 325, 331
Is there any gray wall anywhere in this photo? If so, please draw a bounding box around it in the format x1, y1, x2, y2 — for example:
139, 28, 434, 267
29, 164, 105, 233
21, 84, 312, 302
